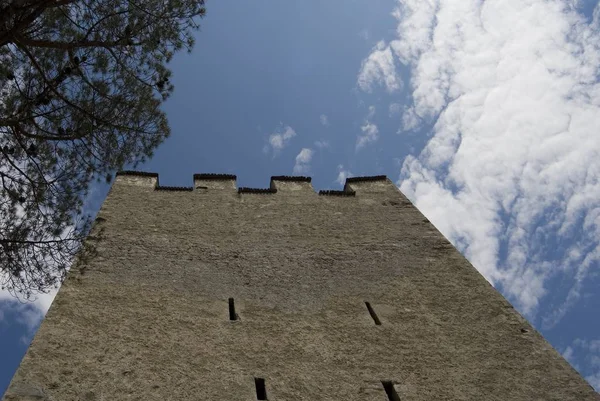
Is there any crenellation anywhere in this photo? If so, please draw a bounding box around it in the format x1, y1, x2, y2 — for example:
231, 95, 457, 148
194, 173, 237, 190
109, 171, 405, 198
270, 176, 315, 194
270, 175, 312, 182
346, 175, 387, 183
116, 170, 159, 178
114, 170, 158, 188
109, 172, 404, 199
193, 173, 238, 180
155, 186, 194, 192
344, 176, 400, 197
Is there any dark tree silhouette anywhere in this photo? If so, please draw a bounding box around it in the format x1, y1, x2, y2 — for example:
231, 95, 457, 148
0, 0, 206, 297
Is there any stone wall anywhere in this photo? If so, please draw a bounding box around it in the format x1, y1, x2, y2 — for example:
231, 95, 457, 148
4, 172, 599, 400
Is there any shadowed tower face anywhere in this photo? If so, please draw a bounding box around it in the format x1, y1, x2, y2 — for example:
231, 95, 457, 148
3, 172, 599, 401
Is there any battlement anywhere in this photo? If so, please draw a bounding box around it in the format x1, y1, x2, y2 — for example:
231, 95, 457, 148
116, 171, 160, 178
193, 173, 238, 180
155, 186, 194, 192
345, 175, 387, 183
270, 175, 312, 182
193, 173, 237, 191
115, 170, 159, 187
343, 175, 392, 194
114, 171, 399, 197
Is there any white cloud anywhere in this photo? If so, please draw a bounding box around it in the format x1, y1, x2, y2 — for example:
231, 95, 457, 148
587, 372, 600, 393
389, 103, 402, 116
314, 140, 330, 149
356, 122, 379, 150
390, 103, 422, 132
320, 114, 330, 126
401, 106, 421, 132
357, 105, 379, 150
357, 40, 402, 93
336, 165, 354, 186
357, 0, 600, 326
293, 148, 314, 175
0, 181, 104, 331
563, 346, 576, 367
0, 288, 56, 344
563, 338, 600, 391
366, 105, 376, 119
264, 125, 297, 155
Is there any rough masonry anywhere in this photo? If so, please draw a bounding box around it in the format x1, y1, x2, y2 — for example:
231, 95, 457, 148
3, 172, 599, 400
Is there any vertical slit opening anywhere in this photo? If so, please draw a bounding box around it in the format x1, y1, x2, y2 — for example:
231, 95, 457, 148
254, 377, 267, 400
228, 297, 238, 321
365, 302, 382, 325
382, 381, 400, 401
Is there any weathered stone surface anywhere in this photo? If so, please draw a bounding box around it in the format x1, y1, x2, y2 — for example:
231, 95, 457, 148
4, 173, 598, 401
3, 383, 49, 400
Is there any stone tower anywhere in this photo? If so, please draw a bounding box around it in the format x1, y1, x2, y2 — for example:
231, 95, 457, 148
3, 172, 598, 401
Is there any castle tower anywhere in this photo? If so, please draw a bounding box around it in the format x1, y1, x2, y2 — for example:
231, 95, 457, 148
3, 172, 598, 400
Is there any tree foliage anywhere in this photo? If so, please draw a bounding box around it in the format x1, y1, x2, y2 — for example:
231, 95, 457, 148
0, 0, 206, 296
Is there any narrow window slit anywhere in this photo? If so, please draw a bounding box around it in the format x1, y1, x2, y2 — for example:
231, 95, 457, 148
382, 381, 400, 401
255, 378, 267, 400
365, 301, 382, 325
228, 297, 238, 321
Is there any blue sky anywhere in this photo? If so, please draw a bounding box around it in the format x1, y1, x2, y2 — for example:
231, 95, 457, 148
2, 0, 600, 395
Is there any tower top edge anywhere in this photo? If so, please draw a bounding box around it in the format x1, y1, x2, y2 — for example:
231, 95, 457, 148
193, 173, 237, 180
116, 170, 159, 178
156, 186, 194, 192
117, 171, 389, 184
346, 175, 388, 183
271, 175, 312, 183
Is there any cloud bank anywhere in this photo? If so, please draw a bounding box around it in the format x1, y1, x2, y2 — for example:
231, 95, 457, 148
358, 0, 600, 329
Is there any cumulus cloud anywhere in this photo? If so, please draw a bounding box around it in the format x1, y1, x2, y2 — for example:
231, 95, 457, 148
336, 165, 354, 186
562, 346, 576, 367
356, 122, 379, 150
293, 148, 314, 175
356, 0, 600, 325
390, 103, 421, 132
562, 339, 600, 391
263, 125, 297, 155
588, 373, 600, 393
0, 288, 56, 345
389, 103, 402, 116
357, 40, 402, 93
357, 106, 379, 150
314, 140, 330, 150
401, 106, 421, 132
366, 105, 376, 119
320, 114, 330, 126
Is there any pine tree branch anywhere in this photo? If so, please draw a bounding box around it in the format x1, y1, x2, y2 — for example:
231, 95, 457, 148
13, 34, 140, 49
